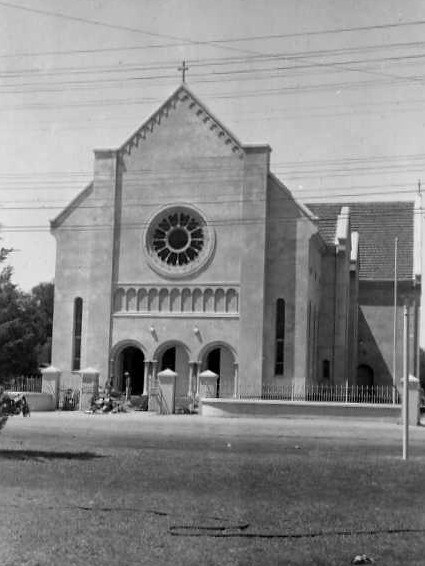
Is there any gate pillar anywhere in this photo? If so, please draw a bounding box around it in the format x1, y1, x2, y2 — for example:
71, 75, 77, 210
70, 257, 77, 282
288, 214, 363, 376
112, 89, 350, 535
41, 366, 61, 409
79, 367, 100, 411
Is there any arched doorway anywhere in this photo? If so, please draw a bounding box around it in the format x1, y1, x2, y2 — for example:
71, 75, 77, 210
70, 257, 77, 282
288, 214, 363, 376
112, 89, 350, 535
157, 343, 190, 403
357, 364, 374, 387
201, 344, 235, 398
161, 346, 176, 372
119, 346, 145, 395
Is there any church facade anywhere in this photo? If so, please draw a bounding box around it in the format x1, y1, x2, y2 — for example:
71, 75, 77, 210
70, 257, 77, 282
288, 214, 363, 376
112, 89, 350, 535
50, 84, 421, 405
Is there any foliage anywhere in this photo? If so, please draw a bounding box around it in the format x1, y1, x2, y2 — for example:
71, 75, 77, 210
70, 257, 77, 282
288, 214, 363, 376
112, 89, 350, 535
30, 281, 54, 367
420, 348, 425, 392
0, 248, 54, 381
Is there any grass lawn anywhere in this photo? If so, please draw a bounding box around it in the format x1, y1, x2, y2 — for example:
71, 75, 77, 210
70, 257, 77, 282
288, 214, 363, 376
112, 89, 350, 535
0, 412, 425, 565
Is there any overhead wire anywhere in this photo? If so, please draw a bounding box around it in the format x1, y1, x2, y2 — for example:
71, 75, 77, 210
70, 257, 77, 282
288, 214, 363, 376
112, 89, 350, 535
0, 188, 419, 211
4, 50, 425, 92
3, 7, 425, 59
4, 39, 425, 77
2, 206, 420, 234
0, 0, 261, 57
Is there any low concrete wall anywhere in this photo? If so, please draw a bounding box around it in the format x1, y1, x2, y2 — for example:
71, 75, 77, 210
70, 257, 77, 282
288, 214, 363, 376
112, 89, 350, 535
200, 398, 400, 421
5, 392, 56, 412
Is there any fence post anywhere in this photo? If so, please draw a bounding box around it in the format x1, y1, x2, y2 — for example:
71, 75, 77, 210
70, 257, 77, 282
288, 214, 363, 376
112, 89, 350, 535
157, 368, 177, 414
41, 366, 61, 409
198, 370, 219, 400
405, 375, 420, 426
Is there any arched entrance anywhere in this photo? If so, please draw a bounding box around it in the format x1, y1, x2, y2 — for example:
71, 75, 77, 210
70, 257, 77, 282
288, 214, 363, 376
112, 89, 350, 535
201, 344, 235, 398
357, 364, 374, 387
157, 342, 190, 403
118, 346, 145, 395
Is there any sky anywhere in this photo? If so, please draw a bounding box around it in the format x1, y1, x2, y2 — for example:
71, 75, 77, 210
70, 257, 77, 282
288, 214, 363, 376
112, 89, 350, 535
1, 0, 425, 291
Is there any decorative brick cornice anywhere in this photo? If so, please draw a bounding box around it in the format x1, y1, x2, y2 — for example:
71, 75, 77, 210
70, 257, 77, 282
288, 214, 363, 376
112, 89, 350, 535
119, 84, 244, 159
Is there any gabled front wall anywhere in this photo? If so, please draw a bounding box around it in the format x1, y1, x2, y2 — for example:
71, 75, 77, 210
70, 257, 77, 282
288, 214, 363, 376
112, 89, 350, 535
51, 87, 274, 393
106, 90, 271, 393
116, 95, 245, 285
111, 94, 249, 387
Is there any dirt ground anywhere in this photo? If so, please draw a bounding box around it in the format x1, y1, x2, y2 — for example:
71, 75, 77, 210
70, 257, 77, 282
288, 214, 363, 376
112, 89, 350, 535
1, 412, 425, 566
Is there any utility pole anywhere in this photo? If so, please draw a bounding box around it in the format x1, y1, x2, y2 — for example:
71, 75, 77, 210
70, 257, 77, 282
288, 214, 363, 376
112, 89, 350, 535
393, 237, 398, 404
402, 304, 410, 461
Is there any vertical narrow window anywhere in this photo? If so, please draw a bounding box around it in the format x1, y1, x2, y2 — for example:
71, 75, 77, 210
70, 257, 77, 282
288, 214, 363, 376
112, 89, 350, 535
322, 360, 330, 381
72, 297, 83, 371
275, 298, 285, 375
307, 301, 312, 378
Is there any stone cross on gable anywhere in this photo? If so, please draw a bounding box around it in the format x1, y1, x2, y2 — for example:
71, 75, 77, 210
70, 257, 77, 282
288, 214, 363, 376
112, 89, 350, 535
178, 60, 189, 83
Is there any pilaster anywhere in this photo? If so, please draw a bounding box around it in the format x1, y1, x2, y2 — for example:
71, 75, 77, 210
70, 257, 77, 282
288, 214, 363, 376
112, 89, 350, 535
238, 145, 270, 396
84, 149, 118, 382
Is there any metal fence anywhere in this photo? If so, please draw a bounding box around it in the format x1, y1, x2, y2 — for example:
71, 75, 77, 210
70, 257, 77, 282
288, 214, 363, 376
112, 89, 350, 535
59, 387, 80, 410
4, 374, 42, 393
239, 384, 400, 405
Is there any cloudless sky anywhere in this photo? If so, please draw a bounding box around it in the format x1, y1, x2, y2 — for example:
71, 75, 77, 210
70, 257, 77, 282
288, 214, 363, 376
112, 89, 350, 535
1, 0, 425, 291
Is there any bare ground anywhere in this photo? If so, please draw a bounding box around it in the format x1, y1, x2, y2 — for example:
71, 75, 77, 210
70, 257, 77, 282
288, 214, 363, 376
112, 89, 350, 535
1, 412, 425, 566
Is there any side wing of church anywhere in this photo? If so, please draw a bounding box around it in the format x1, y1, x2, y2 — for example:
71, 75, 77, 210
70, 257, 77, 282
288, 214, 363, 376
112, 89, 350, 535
50, 84, 421, 405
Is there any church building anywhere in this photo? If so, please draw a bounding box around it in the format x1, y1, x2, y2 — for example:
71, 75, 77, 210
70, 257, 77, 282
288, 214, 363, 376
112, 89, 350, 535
50, 83, 421, 406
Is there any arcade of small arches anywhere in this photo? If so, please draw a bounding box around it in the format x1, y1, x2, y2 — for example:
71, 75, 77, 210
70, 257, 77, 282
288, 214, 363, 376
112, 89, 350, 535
113, 285, 239, 314
109, 340, 239, 401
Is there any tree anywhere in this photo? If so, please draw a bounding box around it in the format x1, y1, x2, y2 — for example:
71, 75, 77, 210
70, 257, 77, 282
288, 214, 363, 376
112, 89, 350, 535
31, 281, 54, 367
0, 247, 54, 381
0, 266, 40, 379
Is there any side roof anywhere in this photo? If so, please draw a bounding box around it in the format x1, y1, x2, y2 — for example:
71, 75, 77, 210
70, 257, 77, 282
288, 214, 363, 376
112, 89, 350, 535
307, 201, 415, 280
268, 172, 319, 222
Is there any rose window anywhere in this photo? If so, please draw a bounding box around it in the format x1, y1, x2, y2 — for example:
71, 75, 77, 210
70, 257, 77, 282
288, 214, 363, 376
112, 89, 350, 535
152, 212, 204, 266
144, 206, 215, 278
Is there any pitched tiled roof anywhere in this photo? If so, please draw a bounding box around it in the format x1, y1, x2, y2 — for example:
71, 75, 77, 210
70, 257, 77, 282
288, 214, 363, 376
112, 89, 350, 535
306, 201, 415, 280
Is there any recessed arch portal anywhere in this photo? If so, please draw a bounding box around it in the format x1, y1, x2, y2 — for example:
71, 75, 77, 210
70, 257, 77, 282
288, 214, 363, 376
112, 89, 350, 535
199, 342, 236, 399
111, 340, 146, 395
154, 341, 191, 404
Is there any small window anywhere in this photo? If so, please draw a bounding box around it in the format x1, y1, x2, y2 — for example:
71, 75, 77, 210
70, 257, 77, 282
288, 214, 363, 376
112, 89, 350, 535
72, 297, 83, 371
322, 359, 330, 381
275, 299, 285, 375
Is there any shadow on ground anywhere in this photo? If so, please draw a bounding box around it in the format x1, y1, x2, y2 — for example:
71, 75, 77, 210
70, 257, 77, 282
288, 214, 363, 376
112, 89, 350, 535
0, 450, 104, 461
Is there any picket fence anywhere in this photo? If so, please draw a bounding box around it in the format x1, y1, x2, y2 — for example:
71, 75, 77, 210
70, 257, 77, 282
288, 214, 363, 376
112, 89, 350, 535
239, 384, 400, 405
4, 374, 42, 393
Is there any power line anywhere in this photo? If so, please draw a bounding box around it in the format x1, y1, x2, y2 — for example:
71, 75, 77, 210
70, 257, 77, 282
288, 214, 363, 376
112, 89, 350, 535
0, 151, 424, 173
1, 206, 419, 233
1, 155, 425, 182
0, 188, 418, 211
0, 1, 258, 57
0, 76, 421, 102
3, 1, 425, 90
3, 10, 425, 60
4, 51, 425, 91
5, 40, 425, 77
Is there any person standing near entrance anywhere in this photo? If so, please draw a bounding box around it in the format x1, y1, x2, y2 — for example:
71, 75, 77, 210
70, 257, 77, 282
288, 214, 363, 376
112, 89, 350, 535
124, 371, 131, 401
